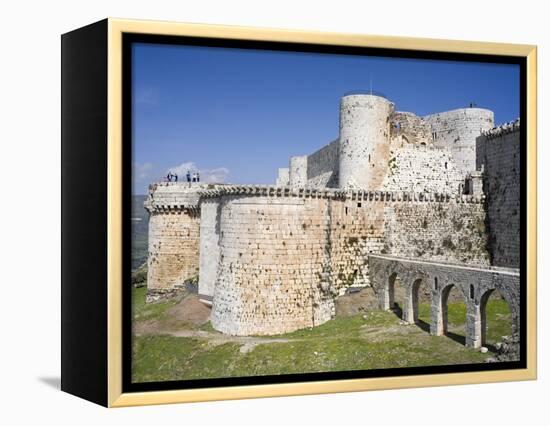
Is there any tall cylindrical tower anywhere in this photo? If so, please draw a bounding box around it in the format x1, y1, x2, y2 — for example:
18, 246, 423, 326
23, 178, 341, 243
424, 108, 494, 173
338, 94, 394, 189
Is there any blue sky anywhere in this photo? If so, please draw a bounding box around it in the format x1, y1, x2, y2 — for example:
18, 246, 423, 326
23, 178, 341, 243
132, 43, 520, 195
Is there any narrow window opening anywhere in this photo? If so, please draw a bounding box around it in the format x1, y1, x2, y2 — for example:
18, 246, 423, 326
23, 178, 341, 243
434, 277, 438, 290
357, 202, 362, 208
470, 284, 475, 300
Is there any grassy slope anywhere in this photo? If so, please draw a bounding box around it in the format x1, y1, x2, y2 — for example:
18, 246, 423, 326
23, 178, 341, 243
132, 287, 180, 322
132, 288, 512, 383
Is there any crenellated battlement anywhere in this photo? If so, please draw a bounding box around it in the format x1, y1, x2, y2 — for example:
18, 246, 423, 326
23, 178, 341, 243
145, 182, 219, 212
197, 184, 485, 204
481, 119, 520, 140
145, 204, 200, 214
198, 184, 346, 199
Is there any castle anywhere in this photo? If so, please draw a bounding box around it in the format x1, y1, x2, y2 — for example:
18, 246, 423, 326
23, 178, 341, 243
144, 93, 521, 349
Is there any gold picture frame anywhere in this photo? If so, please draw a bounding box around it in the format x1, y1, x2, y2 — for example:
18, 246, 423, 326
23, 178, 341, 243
61, 17, 537, 407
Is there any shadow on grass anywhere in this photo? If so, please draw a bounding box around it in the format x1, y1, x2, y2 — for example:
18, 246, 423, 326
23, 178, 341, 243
445, 331, 466, 346
415, 319, 431, 333
390, 303, 403, 319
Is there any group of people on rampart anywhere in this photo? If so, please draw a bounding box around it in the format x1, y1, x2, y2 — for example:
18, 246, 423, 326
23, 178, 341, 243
165, 170, 201, 183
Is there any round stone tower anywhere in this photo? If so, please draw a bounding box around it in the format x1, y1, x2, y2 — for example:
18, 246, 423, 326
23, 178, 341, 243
424, 108, 494, 173
338, 94, 394, 189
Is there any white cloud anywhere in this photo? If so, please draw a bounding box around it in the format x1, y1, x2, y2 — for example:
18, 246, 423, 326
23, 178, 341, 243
134, 162, 153, 180
167, 162, 230, 183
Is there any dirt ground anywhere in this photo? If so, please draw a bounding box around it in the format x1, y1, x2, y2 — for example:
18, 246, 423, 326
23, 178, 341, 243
133, 294, 295, 353
166, 294, 211, 325
335, 287, 379, 316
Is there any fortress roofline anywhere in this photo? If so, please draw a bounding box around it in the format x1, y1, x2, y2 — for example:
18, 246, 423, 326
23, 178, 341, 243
341, 91, 391, 102
480, 118, 520, 139
423, 106, 494, 118
196, 184, 485, 203
393, 111, 418, 116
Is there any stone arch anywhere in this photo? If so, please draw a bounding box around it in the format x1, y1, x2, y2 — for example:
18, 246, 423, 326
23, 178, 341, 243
440, 284, 455, 335
410, 278, 426, 325
480, 289, 495, 347
385, 270, 408, 319
369, 255, 520, 351
386, 272, 397, 310
432, 283, 467, 341
479, 288, 514, 349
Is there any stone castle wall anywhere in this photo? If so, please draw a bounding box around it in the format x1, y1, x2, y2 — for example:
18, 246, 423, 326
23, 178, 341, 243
383, 197, 490, 266
476, 121, 521, 268
197, 187, 489, 335
328, 191, 489, 293
381, 145, 464, 193
327, 196, 386, 291
390, 111, 432, 146
306, 139, 339, 188
424, 108, 494, 173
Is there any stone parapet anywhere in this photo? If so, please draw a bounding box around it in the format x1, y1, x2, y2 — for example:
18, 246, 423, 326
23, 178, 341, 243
481, 119, 520, 140
144, 182, 214, 212
198, 184, 485, 204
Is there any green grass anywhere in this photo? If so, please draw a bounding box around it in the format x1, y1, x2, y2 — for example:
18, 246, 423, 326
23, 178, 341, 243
131, 288, 513, 383
276, 313, 371, 339
417, 298, 512, 343
132, 287, 181, 323
133, 337, 240, 382
484, 299, 513, 345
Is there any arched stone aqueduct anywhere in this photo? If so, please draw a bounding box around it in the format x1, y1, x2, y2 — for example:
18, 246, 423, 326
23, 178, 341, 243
369, 255, 520, 349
